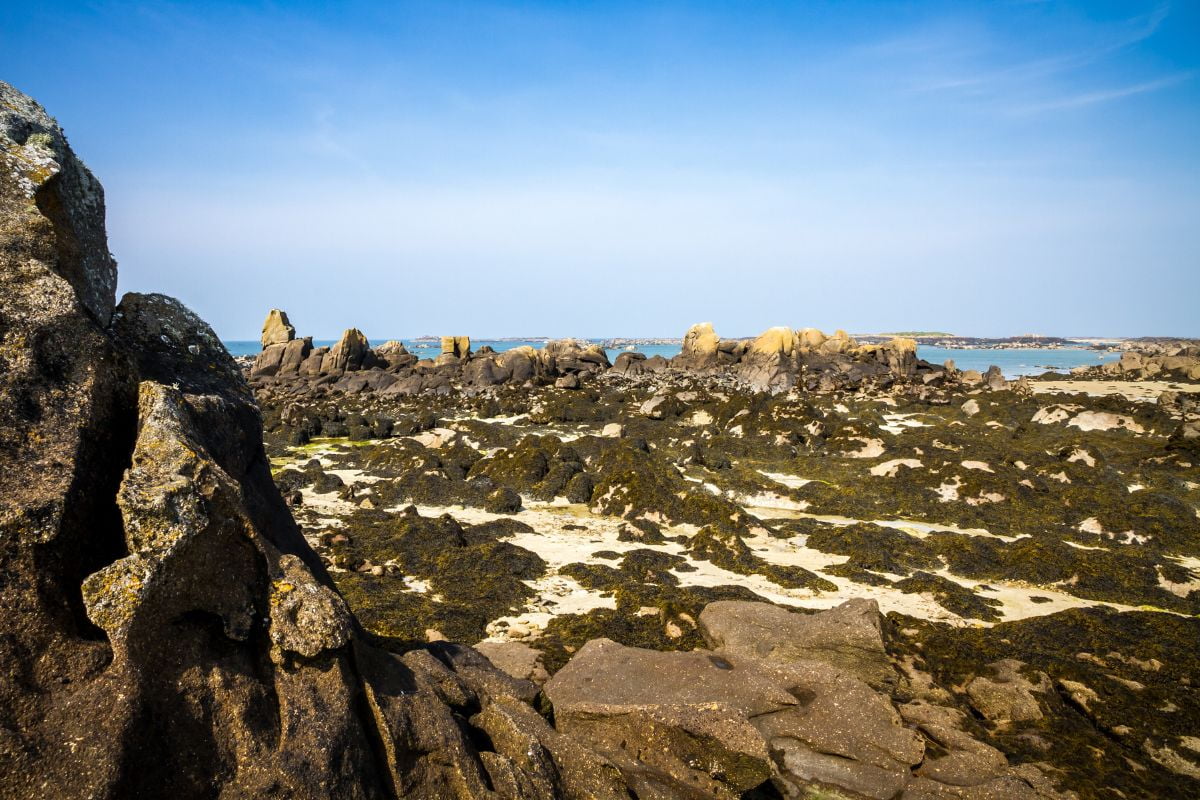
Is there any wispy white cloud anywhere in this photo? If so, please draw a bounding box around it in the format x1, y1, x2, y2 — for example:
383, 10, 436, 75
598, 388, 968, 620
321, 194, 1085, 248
1007, 71, 1193, 114
868, 1, 1179, 115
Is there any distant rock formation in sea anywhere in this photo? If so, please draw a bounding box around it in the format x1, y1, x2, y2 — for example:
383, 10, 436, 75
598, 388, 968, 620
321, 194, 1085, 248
247, 315, 993, 396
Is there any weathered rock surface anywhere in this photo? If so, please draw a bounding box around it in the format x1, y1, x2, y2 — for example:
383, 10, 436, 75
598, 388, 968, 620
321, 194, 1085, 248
699, 598, 897, 689
0, 81, 624, 800
543, 630, 1068, 799
0, 80, 117, 324
260, 307, 295, 346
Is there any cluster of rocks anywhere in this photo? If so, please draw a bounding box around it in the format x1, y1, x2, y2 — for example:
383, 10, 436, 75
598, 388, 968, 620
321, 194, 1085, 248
642, 322, 1001, 392
538, 599, 1071, 799
251, 311, 613, 395
1085, 345, 1200, 381
251, 316, 1005, 398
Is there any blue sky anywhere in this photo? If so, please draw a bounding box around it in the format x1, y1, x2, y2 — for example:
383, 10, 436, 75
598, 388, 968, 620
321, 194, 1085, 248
2, 1, 1197, 338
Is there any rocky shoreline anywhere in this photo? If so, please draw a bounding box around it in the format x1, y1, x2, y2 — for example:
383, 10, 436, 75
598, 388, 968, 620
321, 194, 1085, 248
4, 80, 1200, 800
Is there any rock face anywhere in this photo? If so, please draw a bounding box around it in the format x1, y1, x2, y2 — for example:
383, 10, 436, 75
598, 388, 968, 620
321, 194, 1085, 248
0, 81, 117, 325
675, 321, 721, 369
0, 81, 622, 800
699, 599, 896, 690
260, 307, 295, 346
323, 327, 372, 373
442, 335, 471, 358
545, 605, 1070, 800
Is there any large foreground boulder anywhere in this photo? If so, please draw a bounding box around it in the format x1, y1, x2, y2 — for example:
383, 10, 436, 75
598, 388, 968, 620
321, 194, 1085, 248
544, 637, 925, 798
545, 603, 1073, 800
0, 80, 619, 800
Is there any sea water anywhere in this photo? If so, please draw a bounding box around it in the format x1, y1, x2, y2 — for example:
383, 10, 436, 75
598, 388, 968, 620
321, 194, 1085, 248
222, 340, 1116, 378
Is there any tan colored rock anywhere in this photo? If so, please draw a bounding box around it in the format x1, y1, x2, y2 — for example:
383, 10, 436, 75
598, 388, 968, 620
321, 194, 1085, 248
471, 697, 630, 800
441, 335, 471, 358
322, 327, 370, 373
260, 308, 295, 347
796, 327, 827, 349
748, 325, 796, 357
680, 321, 720, 364
820, 328, 857, 354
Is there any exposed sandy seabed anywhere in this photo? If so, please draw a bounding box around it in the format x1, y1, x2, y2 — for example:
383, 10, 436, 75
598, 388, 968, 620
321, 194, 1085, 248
396, 497, 1140, 646
1031, 379, 1200, 401
276, 412, 1186, 647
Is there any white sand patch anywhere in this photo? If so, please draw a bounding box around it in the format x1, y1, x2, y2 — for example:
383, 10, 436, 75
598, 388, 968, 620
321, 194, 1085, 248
671, 548, 960, 623
1032, 404, 1081, 425
758, 471, 813, 489
298, 487, 356, 518
1158, 560, 1200, 598
960, 460, 993, 473
748, 508, 1021, 543
926, 568, 1139, 622
1068, 411, 1145, 434
1078, 517, 1150, 545
966, 491, 1005, 506
978, 583, 1137, 621
403, 576, 431, 593
1067, 448, 1097, 467
412, 428, 459, 448
842, 437, 886, 458
732, 492, 810, 511
469, 414, 528, 425
326, 467, 381, 486
1032, 380, 1200, 402
881, 413, 929, 435
870, 459, 923, 478
483, 574, 617, 643
933, 478, 962, 502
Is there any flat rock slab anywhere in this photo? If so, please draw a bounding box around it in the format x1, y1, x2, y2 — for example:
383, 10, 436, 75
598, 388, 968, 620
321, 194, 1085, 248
699, 598, 897, 690
545, 637, 925, 797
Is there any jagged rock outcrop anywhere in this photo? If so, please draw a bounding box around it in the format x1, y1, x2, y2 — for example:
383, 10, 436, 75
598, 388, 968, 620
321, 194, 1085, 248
247, 315, 616, 397
324, 327, 372, 373
0, 81, 624, 800
261, 307, 295, 346
246, 316, 943, 398
0, 81, 117, 324
442, 335, 471, 358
